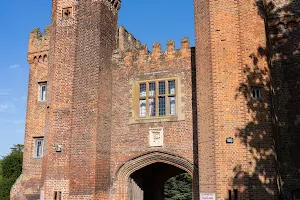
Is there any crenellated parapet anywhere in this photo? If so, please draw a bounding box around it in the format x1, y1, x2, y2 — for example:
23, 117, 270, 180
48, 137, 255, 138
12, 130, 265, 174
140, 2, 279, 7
93, 0, 121, 14
117, 26, 141, 52
113, 37, 191, 68
27, 26, 50, 64
107, 0, 121, 11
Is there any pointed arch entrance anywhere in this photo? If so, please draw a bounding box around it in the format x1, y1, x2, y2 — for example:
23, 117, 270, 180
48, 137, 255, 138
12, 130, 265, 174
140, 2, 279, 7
115, 151, 194, 200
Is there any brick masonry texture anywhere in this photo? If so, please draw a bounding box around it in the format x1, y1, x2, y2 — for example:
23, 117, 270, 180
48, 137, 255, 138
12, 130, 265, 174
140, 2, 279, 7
10, 0, 300, 200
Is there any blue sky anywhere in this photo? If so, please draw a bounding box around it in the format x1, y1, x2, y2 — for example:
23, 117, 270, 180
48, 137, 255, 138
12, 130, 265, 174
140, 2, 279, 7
0, 0, 194, 156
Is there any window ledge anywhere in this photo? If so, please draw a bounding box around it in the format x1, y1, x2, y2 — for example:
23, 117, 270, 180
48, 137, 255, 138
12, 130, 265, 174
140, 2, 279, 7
129, 116, 184, 124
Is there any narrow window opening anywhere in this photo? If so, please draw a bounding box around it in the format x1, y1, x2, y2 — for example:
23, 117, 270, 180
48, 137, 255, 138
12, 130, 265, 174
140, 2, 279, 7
38, 82, 47, 102
251, 87, 261, 99
38, 55, 42, 63
234, 189, 238, 200
228, 190, 232, 200
54, 191, 62, 200
43, 55, 48, 63
34, 137, 44, 158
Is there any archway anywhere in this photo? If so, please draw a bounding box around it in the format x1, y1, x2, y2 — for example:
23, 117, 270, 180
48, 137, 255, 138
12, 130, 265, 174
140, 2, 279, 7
129, 162, 191, 200
115, 151, 194, 200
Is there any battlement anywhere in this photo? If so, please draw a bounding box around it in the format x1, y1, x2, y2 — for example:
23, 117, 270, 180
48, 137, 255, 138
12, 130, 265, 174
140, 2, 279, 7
117, 26, 141, 52
28, 26, 50, 53
28, 26, 51, 63
97, 0, 121, 13
113, 37, 191, 66
107, 0, 121, 11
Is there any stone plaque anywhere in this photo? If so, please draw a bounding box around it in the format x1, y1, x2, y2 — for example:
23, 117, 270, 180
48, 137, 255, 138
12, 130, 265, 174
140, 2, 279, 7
200, 193, 216, 200
149, 127, 163, 147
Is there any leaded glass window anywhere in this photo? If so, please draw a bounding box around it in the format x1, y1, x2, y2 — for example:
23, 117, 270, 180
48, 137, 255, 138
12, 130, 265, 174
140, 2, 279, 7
138, 79, 176, 118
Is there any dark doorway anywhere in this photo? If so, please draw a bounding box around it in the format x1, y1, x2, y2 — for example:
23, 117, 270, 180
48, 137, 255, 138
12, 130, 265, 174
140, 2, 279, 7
129, 162, 192, 200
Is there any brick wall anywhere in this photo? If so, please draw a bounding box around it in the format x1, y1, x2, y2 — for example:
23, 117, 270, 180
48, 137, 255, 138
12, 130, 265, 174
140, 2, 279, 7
69, 0, 118, 197
194, 0, 216, 195
194, 0, 279, 199
110, 37, 195, 199
11, 27, 50, 199
42, 0, 77, 198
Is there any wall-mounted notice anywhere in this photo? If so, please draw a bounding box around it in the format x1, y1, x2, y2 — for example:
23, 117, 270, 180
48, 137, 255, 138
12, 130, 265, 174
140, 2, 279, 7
200, 193, 216, 200
149, 127, 164, 147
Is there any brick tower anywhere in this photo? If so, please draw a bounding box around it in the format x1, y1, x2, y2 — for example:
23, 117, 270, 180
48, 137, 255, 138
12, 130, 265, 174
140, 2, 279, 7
45, 0, 121, 198
194, 0, 280, 199
11, 0, 121, 199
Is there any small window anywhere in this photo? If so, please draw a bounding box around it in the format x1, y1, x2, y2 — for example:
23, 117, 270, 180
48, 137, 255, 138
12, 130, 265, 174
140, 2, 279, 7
137, 79, 176, 118
234, 189, 239, 200
54, 191, 62, 200
34, 138, 44, 158
251, 87, 261, 99
62, 7, 73, 19
293, 189, 300, 200
228, 190, 232, 200
38, 82, 47, 102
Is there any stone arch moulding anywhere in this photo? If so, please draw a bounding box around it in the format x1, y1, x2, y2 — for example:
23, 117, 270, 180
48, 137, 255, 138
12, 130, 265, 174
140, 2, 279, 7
114, 151, 194, 200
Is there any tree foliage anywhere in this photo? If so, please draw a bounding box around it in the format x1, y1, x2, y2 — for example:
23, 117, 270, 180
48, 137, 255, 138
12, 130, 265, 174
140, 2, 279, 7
0, 159, 3, 177
0, 144, 23, 200
164, 173, 192, 200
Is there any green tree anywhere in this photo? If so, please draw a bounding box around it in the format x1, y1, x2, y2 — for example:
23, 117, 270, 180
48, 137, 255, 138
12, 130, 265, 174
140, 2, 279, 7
0, 144, 23, 200
0, 159, 3, 181
164, 173, 192, 200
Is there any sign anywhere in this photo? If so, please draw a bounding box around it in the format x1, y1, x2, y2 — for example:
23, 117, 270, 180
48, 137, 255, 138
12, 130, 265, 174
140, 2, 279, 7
200, 193, 216, 200
40, 189, 44, 200
149, 127, 164, 147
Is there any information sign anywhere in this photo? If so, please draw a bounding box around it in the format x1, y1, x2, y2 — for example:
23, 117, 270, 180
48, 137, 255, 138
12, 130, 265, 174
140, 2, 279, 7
200, 193, 216, 200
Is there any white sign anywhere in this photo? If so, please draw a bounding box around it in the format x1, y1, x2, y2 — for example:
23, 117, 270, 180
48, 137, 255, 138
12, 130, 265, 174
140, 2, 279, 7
149, 127, 164, 147
200, 193, 216, 200
40, 189, 44, 200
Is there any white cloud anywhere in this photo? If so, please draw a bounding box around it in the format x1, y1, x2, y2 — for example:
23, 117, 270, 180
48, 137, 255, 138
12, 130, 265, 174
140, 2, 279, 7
0, 89, 11, 95
10, 64, 21, 69
1, 119, 24, 124
0, 104, 15, 112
